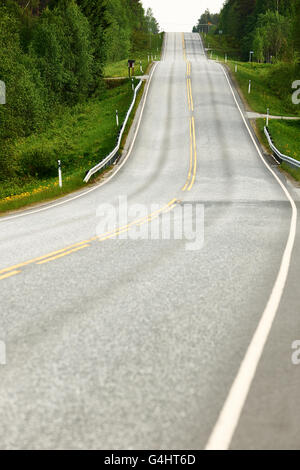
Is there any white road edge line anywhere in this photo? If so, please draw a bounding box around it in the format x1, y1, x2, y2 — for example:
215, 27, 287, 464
205, 64, 298, 451
0, 62, 159, 223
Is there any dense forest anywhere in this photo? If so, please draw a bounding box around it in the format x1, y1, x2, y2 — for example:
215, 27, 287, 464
194, 0, 300, 62
0, 0, 160, 183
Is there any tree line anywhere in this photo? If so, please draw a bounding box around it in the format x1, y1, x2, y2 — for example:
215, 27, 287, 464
193, 0, 300, 62
0, 0, 160, 181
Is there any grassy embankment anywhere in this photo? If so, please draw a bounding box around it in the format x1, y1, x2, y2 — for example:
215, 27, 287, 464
201, 33, 300, 179
0, 80, 141, 213
256, 119, 300, 180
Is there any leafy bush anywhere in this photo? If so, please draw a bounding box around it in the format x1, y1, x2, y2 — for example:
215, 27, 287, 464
21, 146, 58, 177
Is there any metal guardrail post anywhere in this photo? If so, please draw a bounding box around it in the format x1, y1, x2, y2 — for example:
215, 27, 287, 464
264, 126, 300, 169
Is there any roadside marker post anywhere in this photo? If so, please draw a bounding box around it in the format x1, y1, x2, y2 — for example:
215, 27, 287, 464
0, 81, 5, 168
131, 79, 135, 91
116, 110, 119, 127
58, 160, 62, 188
225, 54, 227, 63
266, 108, 270, 127
235, 64, 237, 73
248, 80, 251, 94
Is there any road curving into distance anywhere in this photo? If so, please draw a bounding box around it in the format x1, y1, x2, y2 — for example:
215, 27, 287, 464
0, 33, 299, 450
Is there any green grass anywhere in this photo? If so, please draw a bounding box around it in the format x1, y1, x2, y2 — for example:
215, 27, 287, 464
227, 62, 300, 117
0, 171, 83, 213
268, 120, 300, 161
256, 118, 300, 181
104, 51, 157, 78
104, 35, 164, 78
0, 79, 141, 214
202, 33, 300, 117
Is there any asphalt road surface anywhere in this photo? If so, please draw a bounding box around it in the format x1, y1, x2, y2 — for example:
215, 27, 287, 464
0, 33, 299, 450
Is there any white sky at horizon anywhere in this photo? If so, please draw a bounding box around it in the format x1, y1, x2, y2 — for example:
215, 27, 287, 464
142, 0, 225, 32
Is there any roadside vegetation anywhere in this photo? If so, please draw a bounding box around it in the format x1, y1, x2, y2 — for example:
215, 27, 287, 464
194, 1, 300, 181
104, 34, 164, 78
204, 47, 300, 117
0, 79, 140, 212
256, 118, 300, 181
0, 0, 161, 213
267, 120, 300, 162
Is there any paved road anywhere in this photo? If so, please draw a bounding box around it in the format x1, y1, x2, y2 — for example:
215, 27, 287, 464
0, 33, 299, 450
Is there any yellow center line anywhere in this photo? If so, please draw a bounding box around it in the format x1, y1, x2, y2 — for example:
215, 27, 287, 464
0, 270, 21, 281
136, 202, 177, 228
0, 239, 95, 275
0, 200, 179, 279
36, 244, 90, 265
186, 79, 191, 110
187, 116, 197, 191
189, 79, 194, 112
98, 199, 177, 242
182, 118, 193, 191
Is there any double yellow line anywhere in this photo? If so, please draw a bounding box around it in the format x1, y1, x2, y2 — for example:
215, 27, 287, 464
182, 33, 197, 192
0, 239, 94, 278
0, 199, 178, 280
186, 61, 191, 76
97, 199, 177, 242
182, 116, 197, 192
186, 59, 193, 111
186, 55, 193, 111
187, 76, 193, 112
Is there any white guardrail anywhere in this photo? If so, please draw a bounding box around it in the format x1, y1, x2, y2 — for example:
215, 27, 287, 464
84, 79, 143, 183
264, 126, 300, 169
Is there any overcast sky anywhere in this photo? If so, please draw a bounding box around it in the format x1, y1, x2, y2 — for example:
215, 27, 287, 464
142, 0, 224, 32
